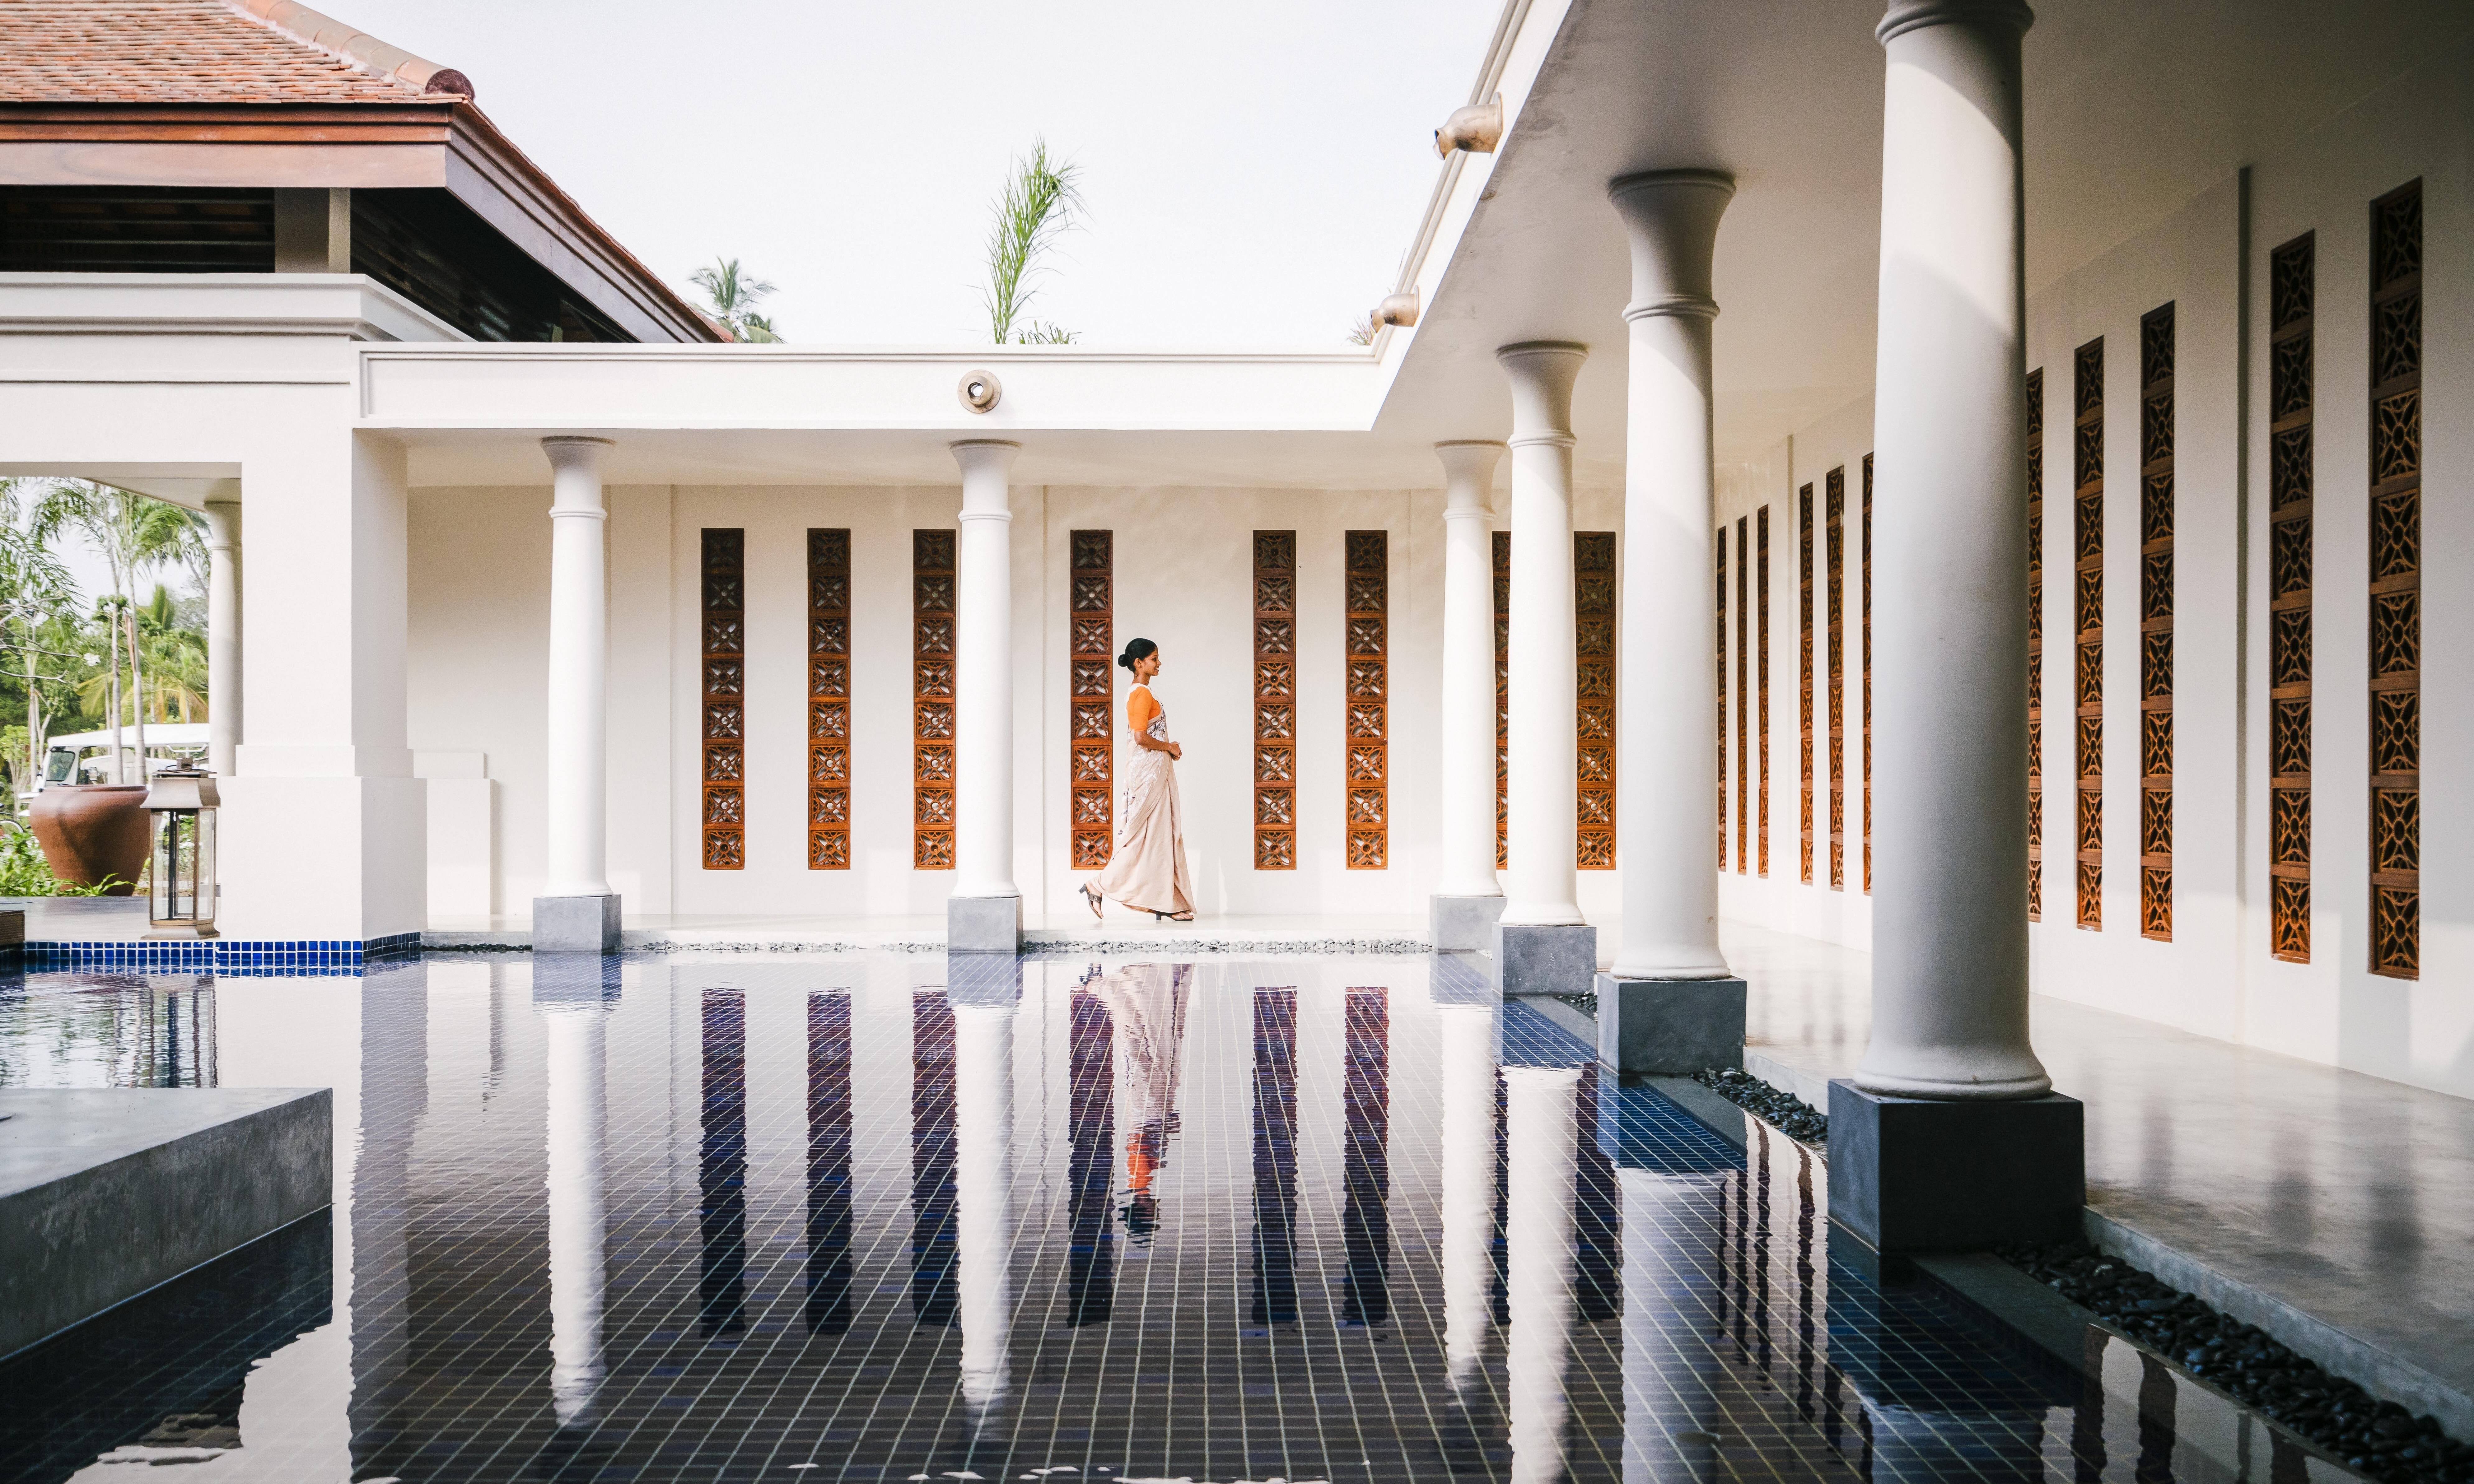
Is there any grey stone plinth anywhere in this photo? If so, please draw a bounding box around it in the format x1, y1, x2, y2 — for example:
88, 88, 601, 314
1429, 893, 1506, 952
0, 1086, 332, 1359
531, 953, 621, 1005
1827, 1078, 2084, 1254
1493, 922, 1597, 997
947, 893, 1022, 954
1595, 973, 1746, 1076
947, 952, 1024, 1006
0, 907, 21, 951
533, 893, 621, 954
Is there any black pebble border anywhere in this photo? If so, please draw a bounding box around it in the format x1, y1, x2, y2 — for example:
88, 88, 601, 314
2000, 1241, 2474, 1484
1691, 1065, 1829, 1145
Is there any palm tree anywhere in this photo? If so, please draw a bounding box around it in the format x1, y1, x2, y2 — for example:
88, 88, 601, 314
0, 479, 78, 798
691, 258, 784, 342
31, 482, 204, 782
983, 138, 1084, 345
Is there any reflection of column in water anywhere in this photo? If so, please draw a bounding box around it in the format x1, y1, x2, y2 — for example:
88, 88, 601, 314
1248, 987, 1299, 1326
806, 993, 853, 1335
1439, 1003, 1497, 1396
348, 970, 429, 1478
1618, 1169, 1727, 1482
699, 987, 747, 1336
1574, 1063, 1619, 1323
1093, 965, 1189, 1242
1066, 988, 1117, 1326
912, 991, 959, 1326
954, 998, 1015, 1420
1342, 985, 1390, 1327
1504, 1066, 1580, 1484
544, 997, 609, 1426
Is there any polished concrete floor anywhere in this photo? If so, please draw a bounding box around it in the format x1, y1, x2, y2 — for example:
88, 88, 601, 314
1727, 921, 2474, 1434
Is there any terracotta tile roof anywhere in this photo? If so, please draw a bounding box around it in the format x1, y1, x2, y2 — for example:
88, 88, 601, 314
0, 0, 471, 105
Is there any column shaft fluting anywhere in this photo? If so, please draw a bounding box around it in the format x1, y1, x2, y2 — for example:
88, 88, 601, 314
1608, 171, 1736, 981
950, 441, 1022, 901
203, 498, 241, 778
1436, 441, 1506, 900
1859, 0, 2049, 1098
1497, 344, 1589, 927
542, 438, 614, 898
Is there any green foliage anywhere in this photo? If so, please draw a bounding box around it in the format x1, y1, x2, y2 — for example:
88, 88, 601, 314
0, 826, 122, 898
691, 258, 783, 342
1346, 313, 1378, 347
983, 138, 1084, 346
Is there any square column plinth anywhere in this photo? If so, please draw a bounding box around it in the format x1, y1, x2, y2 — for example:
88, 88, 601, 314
1827, 1079, 2084, 1254
948, 894, 1022, 954
1595, 974, 1745, 1076
1494, 922, 1596, 997
1430, 893, 1507, 952
533, 893, 620, 954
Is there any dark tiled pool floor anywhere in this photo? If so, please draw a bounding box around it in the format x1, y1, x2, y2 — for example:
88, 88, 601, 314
0, 955, 2355, 1482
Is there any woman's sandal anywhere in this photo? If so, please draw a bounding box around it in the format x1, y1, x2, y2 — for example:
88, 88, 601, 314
1082, 883, 1104, 920
1151, 909, 1195, 922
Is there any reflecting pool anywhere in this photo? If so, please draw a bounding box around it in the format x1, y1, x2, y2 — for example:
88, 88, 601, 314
0, 954, 2358, 1482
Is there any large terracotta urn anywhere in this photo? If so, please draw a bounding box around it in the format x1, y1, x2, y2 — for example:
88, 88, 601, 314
30, 784, 151, 895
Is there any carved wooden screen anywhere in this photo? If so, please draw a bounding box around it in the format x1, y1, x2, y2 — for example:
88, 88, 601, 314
2027, 369, 2046, 920
913, 529, 956, 870
1346, 530, 1389, 869
2139, 306, 2175, 939
1861, 455, 1873, 894
808, 529, 851, 870
1798, 483, 1815, 884
2073, 337, 2105, 930
1735, 514, 1749, 874
1757, 505, 1771, 877
1493, 531, 1510, 869
700, 528, 746, 869
2268, 234, 2314, 962
2369, 181, 2421, 979
1826, 466, 1845, 890
1576, 531, 1615, 870
1253, 531, 1297, 869
1715, 523, 1729, 866
1069, 530, 1114, 870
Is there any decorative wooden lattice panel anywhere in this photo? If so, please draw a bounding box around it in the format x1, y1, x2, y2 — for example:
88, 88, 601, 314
2268, 233, 2314, 962
2139, 305, 2175, 939
1715, 522, 1729, 867
1757, 505, 1771, 878
2027, 369, 2045, 920
700, 529, 746, 870
913, 529, 956, 870
808, 529, 851, 870
1735, 514, 1750, 874
1345, 530, 1389, 869
1069, 530, 1114, 871
1576, 531, 1616, 870
1826, 467, 1846, 891
1862, 455, 1874, 895
2073, 337, 2105, 930
1253, 531, 1297, 870
1493, 532, 1510, 869
2369, 180, 2421, 979
1799, 482, 1816, 885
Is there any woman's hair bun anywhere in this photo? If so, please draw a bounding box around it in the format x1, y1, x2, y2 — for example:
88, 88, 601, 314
1117, 636, 1158, 672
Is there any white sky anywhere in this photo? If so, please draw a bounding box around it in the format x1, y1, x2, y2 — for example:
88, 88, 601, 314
318, 0, 1508, 347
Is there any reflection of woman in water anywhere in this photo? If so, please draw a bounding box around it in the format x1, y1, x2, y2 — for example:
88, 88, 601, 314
1082, 638, 1196, 922
1090, 963, 1190, 1243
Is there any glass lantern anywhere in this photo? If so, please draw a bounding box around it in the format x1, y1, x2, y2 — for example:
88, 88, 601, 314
143, 767, 219, 938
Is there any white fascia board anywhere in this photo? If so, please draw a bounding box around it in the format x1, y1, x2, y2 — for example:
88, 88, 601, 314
0, 273, 464, 344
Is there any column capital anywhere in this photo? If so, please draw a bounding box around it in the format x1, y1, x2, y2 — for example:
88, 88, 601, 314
1494, 342, 1587, 443
1608, 170, 1734, 321
1878, 0, 2033, 44
948, 439, 1022, 471
540, 435, 614, 473
1434, 440, 1505, 515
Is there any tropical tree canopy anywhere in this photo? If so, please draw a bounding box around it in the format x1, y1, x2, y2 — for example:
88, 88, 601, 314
691, 258, 784, 343
983, 138, 1084, 346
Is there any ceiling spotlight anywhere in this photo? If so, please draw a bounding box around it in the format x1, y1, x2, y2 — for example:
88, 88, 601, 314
1435, 95, 1504, 157
1371, 291, 1420, 331
958, 369, 1002, 413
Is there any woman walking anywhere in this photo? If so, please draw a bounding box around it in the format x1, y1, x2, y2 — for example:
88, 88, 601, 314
1082, 638, 1195, 921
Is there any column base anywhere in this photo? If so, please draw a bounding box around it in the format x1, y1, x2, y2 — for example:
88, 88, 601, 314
947, 894, 1022, 954
1594, 973, 1745, 1076
1493, 922, 1596, 997
1429, 893, 1506, 952
533, 893, 621, 955
1826, 1079, 2084, 1254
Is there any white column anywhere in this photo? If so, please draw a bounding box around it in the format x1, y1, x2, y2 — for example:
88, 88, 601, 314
1608, 172, 1735, 981
1858, 0, 2050, 1099
1436, 442, 1507, 901
203, 496, 241, 778
954, 1000, 1015, 1421
1497, 343, 1589, 927
1438, 1001, 1499, 1400
1619, 1170, 1723, 1482
541, 437, 614, 900
950, 440, 1022, 901
543, 997, 608, 1426
1502, 1065, 1579, 1482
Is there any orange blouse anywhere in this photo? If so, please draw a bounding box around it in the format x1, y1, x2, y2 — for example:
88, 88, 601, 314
1127, 684, 1161, 733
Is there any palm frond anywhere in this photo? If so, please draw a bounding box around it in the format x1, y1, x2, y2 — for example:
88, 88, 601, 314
983, 137, 1084, 345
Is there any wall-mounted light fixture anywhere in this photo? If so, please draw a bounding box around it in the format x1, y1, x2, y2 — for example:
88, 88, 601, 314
1435, 95, 1504, 157
958, 369, 1002, 413
1371, 291, 1420, 331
